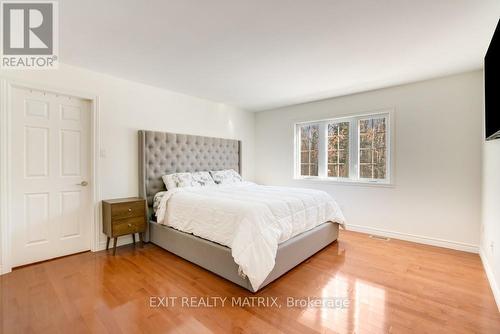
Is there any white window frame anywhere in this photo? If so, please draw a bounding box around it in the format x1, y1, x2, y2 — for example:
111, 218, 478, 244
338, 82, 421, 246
294, 110, 393, 185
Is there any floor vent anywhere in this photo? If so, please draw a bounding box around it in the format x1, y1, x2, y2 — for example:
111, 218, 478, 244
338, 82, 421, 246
369, 234, 390, 241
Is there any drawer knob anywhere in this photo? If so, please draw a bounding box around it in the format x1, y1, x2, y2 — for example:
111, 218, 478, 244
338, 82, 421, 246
128, 223, 132, 227
128, 208, 132, 212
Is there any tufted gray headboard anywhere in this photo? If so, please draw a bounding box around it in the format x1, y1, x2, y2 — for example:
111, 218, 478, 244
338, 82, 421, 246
138, 130, 241, 206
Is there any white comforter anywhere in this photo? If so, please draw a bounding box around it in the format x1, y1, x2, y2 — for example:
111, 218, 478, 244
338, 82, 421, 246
156, 182, 345, 291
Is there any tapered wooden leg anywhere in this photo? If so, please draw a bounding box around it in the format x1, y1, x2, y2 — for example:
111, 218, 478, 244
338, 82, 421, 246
139, 232, 144, 248
113, 237, 118, 256
132, 233, 136, 246
106, 237, 110, 250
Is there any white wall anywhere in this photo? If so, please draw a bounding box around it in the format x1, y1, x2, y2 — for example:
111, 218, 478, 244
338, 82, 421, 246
0, 63, 255, 260
480, 119, 500, 309
1, 63, 255, 194
255, 71, 483, 251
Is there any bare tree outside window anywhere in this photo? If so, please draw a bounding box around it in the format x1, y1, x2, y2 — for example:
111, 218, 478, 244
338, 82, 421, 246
327, 122, 349, 177
359, 118, 386, 179
300, 124, 319, 176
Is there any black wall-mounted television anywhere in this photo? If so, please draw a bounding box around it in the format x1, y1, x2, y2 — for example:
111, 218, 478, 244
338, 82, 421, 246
485, 19, 500, 141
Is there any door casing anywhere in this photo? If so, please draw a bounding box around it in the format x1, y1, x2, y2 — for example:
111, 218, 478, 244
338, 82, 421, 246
0, 79, 101, 274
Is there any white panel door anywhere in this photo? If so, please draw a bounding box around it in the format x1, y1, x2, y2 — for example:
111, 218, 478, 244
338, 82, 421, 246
11, 87, 91, 267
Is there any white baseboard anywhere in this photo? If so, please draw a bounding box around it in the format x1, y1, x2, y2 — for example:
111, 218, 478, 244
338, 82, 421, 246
345, 224, 479, 253
479, 247, 500, 312
0, 236, 137, 275
0, 264, 12, 275
94, 234, 136, 252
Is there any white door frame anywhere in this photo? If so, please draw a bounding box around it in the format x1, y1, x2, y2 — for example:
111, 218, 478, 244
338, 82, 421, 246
0, 78, 101, 274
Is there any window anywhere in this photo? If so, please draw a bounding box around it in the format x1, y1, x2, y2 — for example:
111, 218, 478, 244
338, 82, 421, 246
359, 117, 387, 179
299, 124, 319, 176
327, 122, 350, 178
295, 112, 391, 184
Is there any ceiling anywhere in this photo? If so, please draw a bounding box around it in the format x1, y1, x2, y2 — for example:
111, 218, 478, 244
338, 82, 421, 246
60, 0, 500, 111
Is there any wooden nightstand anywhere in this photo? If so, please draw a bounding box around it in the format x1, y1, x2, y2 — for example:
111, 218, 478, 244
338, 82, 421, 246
102, 197, 147, 255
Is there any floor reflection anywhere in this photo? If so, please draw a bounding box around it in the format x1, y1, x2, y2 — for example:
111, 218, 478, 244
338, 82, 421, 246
295, 240, 390, 334
3, 231, 500, 333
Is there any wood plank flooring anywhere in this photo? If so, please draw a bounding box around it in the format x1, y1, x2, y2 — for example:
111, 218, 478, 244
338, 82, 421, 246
1, 230, 499, 333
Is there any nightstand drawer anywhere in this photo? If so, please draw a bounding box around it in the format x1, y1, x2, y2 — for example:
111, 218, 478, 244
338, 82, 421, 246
112, 217, 145, 236
111, 201, 145, 220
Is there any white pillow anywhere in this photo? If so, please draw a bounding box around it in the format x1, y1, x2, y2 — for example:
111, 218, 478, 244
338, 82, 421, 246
162, 172, 194, 190
191, 171, 216, 187
210, 169, 242, 185
162, 171, 216, 190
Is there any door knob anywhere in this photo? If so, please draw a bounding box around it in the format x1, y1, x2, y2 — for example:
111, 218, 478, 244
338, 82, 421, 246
78, 181, 88, 187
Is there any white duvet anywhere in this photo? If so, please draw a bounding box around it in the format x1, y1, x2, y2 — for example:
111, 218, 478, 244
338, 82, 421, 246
156, 182, 345, 291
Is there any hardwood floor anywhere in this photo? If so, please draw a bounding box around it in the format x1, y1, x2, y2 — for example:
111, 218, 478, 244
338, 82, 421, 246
1, 230, 499, 333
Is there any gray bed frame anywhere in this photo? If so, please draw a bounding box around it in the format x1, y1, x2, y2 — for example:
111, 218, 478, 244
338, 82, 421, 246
138, 130, 339, 292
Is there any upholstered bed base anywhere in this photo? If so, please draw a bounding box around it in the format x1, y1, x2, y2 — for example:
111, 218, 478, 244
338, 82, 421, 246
149, 220, 339, 292
138, 130, 340, 292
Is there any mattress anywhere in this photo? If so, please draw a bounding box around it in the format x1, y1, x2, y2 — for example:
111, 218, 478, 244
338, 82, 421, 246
155, 182, 345, 291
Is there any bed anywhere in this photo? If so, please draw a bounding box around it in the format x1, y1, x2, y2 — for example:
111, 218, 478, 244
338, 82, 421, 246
138, 130, 344, 292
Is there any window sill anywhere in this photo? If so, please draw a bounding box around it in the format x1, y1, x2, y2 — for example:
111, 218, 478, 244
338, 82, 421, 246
293, 177, 395, 188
